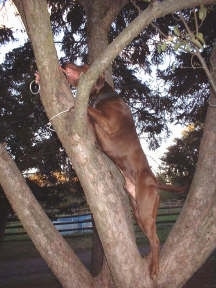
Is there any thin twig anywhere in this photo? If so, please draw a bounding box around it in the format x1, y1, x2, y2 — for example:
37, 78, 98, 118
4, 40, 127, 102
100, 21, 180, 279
151, 22, 168, 39
194, 8, 199, 36
179, 12, 216, 96
130, 0, 141, 14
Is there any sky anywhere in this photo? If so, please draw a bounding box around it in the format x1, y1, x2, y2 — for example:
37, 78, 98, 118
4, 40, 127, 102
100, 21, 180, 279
0, 0, 184, 173
0, 0, 28, 63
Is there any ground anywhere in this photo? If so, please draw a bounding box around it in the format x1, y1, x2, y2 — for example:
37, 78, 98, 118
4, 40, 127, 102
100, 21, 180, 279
0, 235, 215, 288
0, 235, 91, 288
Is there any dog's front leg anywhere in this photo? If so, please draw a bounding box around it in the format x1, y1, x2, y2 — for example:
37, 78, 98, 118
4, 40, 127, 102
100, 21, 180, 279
88, 107, 113, 135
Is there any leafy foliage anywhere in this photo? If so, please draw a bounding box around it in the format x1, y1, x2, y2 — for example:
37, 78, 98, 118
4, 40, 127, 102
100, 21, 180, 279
159, 124, 202, 186
156, 6, 216, 125
0, 26, 14, 44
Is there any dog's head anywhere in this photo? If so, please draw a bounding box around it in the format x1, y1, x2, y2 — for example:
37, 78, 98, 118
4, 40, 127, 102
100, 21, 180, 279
60, 63, 89, 86
61, 62, 105, 95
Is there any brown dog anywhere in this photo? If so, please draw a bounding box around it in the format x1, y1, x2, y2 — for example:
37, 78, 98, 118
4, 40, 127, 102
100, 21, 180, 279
61, 63, 160, 278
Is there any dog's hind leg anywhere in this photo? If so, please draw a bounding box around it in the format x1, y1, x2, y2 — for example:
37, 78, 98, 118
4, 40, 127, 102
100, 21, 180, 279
135, 171, 160, 279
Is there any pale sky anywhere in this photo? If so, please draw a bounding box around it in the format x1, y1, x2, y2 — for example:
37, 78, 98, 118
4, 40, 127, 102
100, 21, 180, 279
141, 124, 183, 173
0, 0, 27, 63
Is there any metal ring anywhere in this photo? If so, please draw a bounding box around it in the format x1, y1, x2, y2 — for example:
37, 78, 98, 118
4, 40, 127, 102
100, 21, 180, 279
29, 80, 40, 95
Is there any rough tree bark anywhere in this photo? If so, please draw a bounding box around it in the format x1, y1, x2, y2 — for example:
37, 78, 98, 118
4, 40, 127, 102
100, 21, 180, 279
0, 0, 215, 287
158, 43, 216, 287
81, 0, 127, 85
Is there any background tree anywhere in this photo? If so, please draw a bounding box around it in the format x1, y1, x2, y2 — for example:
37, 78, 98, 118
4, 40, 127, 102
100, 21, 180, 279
159, 123, 202, 187
0, 1, 216, 288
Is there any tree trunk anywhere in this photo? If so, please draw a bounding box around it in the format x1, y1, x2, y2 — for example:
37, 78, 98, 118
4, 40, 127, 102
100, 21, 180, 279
158, 43, 216, 288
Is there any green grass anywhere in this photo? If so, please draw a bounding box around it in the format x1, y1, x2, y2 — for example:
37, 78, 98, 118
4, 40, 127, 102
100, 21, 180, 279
3, 210, 180, 248
0, 233, 93, 261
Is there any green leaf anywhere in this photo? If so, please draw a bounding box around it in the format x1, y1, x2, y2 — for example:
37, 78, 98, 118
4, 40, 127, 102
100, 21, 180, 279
198, 5, 207, 21
161, 42, 167, 52
157, 42, 167, 53
157, 44, 162, 54
174, 42, 183, 51
184, 43, 193, 53
191, 36, 203, 49
196, 32, 205, 45
173, 26, 180, 37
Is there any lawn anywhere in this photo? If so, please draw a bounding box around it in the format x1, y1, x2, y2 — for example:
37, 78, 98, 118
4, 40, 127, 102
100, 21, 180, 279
0, 234, 92, 288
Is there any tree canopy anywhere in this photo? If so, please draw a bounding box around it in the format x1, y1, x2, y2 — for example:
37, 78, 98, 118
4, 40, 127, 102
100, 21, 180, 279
1, 2, 215, 173
159, 123, 202, 187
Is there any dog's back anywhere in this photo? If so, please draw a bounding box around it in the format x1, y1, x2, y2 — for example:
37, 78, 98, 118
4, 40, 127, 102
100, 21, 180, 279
89, 83, 149, 176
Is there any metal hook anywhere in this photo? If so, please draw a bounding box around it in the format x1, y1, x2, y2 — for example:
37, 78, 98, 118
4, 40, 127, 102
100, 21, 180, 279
29, 80, 40, 95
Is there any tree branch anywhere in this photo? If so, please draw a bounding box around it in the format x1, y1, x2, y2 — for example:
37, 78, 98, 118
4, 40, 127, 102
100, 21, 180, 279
0, 144, 94, 288
179, 12, 216, 96
158, 41, 216, 288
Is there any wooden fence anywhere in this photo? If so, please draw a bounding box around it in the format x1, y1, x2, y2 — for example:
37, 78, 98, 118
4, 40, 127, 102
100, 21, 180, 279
2, 200, 184, 241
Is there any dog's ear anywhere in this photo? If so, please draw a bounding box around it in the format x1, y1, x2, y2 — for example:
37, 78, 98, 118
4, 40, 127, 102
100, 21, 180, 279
60, 63, 89, 86
81, 64, 89, 73
92, 73, 105, 94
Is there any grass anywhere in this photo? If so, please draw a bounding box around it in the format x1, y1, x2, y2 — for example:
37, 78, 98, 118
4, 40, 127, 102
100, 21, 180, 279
0, 208, 180, 288
0, 234, 93, 288
0, 233, 93, 261
2, 207, 180, 250
2, 209, 216, 288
